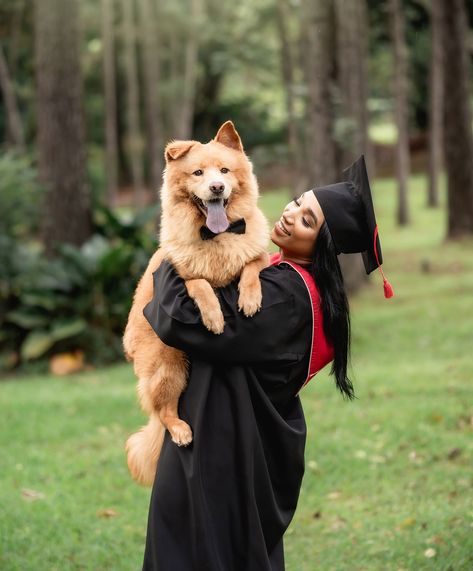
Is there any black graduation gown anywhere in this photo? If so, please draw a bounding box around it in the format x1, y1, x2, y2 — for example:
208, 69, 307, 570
141, 259, 321, 571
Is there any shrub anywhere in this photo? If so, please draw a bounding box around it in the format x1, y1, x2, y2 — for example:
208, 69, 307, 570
0, 204, 159, 373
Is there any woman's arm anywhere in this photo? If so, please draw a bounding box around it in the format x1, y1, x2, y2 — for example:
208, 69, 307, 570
143, 260, 311, 365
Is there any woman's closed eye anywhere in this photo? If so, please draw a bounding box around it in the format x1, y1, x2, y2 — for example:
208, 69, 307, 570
293, 198, 311, 227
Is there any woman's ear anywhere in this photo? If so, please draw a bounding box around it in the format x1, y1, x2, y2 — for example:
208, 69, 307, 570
213, 121, 244, 153
165, 140, 196, 162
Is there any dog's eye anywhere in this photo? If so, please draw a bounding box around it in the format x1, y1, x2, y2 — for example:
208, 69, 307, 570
193, 169, 203, 176
220, 168, 229, 174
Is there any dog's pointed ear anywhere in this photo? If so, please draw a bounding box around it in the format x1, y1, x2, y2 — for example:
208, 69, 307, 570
165, 140, 196, 162
213, 121, 244, 152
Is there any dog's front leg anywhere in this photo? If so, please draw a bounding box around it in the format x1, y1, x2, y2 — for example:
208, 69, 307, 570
185, 279, 225, 334
237, 252, 270, 317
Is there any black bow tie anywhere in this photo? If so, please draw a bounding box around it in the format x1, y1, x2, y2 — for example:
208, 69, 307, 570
200, 218, 246, 241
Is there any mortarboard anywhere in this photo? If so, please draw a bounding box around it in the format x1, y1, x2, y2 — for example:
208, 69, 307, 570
312, 155, 394, 298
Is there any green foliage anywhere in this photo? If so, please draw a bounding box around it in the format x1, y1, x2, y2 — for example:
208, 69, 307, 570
0, 152, 44, 239
0, 205, 159, 372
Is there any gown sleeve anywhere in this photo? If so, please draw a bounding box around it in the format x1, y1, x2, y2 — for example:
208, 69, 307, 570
143, 259, 311, 365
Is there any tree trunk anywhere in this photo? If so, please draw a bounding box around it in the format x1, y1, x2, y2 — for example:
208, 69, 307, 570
101, 0, 119, 206
121, 0, 146, 207
138, 0, 164, 194
175, 0, 202, 139
35, 0, 92, 254
427, 0, 443, 208
390, 0, 410, 226
0, 44, 25, 150
334, 0, 370, 293
302, 0, 337, 186
442, 0, 473, 237
276, 0, 306, 197
334, 0, 371, 167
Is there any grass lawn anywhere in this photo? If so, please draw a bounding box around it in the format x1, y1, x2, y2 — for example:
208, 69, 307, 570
1, 174, 472, 570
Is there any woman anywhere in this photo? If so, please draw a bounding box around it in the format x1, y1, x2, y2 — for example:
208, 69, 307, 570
141, 156, 393, 570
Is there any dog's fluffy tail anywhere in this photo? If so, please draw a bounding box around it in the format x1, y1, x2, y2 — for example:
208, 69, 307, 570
125, 414, 165, 487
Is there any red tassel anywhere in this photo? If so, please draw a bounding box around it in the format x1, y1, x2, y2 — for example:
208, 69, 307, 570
373, 225, 394, 299
383, 279, 394, 299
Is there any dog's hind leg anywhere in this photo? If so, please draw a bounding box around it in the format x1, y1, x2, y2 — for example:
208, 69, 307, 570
158, 399, 193, 447
147, 345, 193, 446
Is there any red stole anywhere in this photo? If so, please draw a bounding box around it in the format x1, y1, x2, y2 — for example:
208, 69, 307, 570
270, 252, 334, 395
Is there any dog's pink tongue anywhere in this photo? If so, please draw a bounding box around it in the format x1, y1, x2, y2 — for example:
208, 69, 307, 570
206, 199, 229, 233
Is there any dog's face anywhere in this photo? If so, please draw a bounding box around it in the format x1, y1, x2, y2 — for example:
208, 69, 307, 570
161, 121, 258, 236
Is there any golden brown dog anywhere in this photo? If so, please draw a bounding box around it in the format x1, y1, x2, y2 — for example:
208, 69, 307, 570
123, 121, 269, 486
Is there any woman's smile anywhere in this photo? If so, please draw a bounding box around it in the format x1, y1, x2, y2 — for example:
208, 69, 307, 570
270, 191, 325, 263
275, 218, 291, 236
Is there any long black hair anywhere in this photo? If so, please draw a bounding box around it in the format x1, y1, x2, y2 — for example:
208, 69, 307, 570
310, 222, 355, 400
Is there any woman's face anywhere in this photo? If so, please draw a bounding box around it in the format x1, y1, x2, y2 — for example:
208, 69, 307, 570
270, 191, 325, 261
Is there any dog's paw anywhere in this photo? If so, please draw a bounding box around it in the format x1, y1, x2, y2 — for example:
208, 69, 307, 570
200, 307, 225, 334
238, 285, 262, 317
168, 419, 193, 447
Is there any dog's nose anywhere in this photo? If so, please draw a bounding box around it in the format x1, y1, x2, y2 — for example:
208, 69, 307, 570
209, 181, 225, 195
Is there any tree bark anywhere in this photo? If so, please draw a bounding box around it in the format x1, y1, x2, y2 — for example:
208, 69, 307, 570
0, 44, 25, 150
276, 0, 306, 197
175, 0, 202, 139
101, 0, 119, 206
121, 0, 146, 207
302, 0, 337, 186
334, 0, 370, 293
390, 0, 410, 226
427, 0, 443, 208
35, 0, 92, 254
442, 0, 473, 237
138, 0, 164, 194
334, 0, 371, 167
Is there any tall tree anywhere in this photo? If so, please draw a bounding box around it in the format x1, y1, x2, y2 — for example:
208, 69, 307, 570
427, 0, 443, 208
101, 0, 119, 206
442, 0, 473, 237
121, 0, 146, 207
0, 44, 24, 150
175, 0, 202, 139
334, 0, 371, 168
35, 0, 92, 254
276, 0, 306, 197
390, 0, 410, 226
334, 0, 370, 292
302, 0, 337, 185
138, 0, 163, 194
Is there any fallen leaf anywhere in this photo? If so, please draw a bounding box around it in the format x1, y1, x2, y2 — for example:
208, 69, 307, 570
424, 548, 436, 558
97, 508, 118, 518
21, 488, 45, 501
447, 448, 462, 460
49, 350, 85, 376
398, 516, 416, 530
327, 491, 341, 500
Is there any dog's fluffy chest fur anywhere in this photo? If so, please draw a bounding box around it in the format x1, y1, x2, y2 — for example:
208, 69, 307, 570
160, 208, 269, 287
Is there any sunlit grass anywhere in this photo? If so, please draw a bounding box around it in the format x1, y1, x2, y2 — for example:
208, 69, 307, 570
1, 173, 472, 570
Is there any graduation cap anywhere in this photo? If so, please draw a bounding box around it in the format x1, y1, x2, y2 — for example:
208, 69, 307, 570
312, 155, 394, 299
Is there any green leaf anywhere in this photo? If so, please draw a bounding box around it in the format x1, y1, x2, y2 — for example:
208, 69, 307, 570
6, 309, 49, 329
21, 330, 55, 360
21, 292, 58, 311
51, 318, 87, 341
